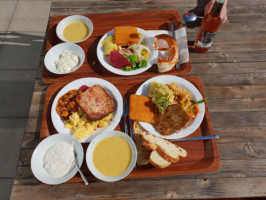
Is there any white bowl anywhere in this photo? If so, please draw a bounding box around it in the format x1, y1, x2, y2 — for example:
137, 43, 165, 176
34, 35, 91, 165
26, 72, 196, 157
97, 27, 158, 76
31, 134, 84, 185
44, 43, 85, 74
86, 131, 137, 182
56, 15, 94, 43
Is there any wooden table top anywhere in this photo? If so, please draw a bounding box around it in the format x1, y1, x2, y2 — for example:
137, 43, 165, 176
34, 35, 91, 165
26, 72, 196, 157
10, 0, 266, 199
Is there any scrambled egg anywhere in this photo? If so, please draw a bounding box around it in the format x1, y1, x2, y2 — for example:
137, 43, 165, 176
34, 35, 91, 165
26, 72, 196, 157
64, 112, 113, 141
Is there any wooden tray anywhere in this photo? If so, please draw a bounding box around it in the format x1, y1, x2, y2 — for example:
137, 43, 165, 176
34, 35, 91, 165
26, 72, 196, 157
42, 10, 192, 83
40, 76, 220, 182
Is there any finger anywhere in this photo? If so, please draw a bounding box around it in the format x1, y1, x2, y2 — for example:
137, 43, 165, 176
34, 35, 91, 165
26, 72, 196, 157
220, 16, 227, 24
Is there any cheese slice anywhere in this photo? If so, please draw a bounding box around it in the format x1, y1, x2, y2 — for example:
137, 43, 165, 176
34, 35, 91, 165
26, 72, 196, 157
114, 26, 139, 46
129, 94, 155, 123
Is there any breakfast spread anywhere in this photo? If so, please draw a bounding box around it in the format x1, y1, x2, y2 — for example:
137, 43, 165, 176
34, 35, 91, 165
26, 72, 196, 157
36, 16, 204, 185
129, 81, 203, 136
93, 136, 132, 176
55, 51, 79, 73
63, 21, 89, 42
55, 85, 116, 141
102, 26, 150, 71
43, 142, 75, 178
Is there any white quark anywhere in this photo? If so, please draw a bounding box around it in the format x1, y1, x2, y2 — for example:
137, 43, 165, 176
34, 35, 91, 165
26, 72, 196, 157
43, 142, 75, 178
55, 51, 79, 73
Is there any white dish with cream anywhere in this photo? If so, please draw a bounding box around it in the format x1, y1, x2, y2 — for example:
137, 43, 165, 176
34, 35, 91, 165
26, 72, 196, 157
31, 134, 83, 185
44, 43, 85, 75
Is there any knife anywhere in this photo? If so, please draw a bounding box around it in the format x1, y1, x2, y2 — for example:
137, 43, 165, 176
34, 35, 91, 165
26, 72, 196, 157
168, 23, 180, 69
170, 135, 219, 142
123, 96, 129, 136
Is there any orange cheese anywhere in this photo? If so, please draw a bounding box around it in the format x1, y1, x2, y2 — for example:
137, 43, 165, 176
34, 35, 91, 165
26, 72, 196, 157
114, 26, 139, 46
129, 94, 156, 123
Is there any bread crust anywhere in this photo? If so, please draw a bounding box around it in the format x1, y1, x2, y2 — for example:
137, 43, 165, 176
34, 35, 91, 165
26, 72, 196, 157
133, 121, 187, 168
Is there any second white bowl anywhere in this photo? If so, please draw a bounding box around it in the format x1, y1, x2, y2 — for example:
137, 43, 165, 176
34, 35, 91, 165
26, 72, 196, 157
44, 43, 85, 74
86, 131, 137, 182
56, 15, 94, 43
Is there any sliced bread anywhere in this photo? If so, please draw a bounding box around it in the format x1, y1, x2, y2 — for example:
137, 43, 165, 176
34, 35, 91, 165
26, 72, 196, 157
141, 132, 187, 163
133, 121, 187, 165
133, 128, 151, 166
149, 150, 171, 169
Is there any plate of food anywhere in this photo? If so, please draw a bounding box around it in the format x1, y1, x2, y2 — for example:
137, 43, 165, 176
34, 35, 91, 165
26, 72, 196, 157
51, 77, 123, 143
97, 26, 158, 76
130, 75, 205, 140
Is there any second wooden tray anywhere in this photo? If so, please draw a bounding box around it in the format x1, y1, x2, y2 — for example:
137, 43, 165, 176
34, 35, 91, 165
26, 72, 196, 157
42, 10, 192, 83
40, 76, 220, 182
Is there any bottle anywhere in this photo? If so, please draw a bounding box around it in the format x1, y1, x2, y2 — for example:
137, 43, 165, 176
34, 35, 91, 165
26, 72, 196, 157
194, 0, 224, 53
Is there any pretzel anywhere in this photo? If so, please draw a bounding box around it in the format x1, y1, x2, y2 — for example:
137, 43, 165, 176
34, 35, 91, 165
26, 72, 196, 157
154, 34, 179, 73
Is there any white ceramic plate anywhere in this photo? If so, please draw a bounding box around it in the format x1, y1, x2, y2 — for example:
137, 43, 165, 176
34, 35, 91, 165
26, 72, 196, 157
86, 130, 137, 182
44, 43, 85, 74
51, 77, 123, 143
56, 15, 94, 43
96, 27, 158, 76
31, 134, 83, 185
135, 75, 205, 140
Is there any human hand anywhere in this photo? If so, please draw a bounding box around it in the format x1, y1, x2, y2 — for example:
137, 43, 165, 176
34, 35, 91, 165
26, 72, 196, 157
204, 0, 228, 24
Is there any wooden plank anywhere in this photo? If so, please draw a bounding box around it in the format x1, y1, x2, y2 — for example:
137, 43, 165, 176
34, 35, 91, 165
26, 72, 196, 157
189, 50, 266, 63
197, 73, 266, 86
204, 85, 266, 99
207, 98, 266, 112
10, 177, 266, 199
190, 62, 266, 75
211, 111, 266, 128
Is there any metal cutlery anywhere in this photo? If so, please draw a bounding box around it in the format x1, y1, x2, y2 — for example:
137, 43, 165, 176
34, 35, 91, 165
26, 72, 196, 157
170, 135, 219, 142
123, 95, 136, 168
123, 95, 134, 140
182, 12, 203, 22
73, 149, 89, 186
123, 96, 129, 136
168, 23, 180, 69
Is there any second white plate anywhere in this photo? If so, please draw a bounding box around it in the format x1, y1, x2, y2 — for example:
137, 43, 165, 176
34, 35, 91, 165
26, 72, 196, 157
135, 75, 205, 140
51, 77, 123, 143
97, 27, 158, 76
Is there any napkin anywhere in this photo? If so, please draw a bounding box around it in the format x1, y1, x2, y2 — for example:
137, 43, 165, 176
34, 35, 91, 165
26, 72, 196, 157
147, 28, 189, 64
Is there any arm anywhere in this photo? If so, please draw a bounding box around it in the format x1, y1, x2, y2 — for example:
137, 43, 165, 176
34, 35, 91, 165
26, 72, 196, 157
204, 0, 228, 23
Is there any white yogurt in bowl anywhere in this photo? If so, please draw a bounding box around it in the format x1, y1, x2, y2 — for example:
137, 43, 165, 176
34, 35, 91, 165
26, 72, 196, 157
55, 51, 79, 73
31, 134, 83, 185
43, 142, 75, 178
44, 43, 85, 75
